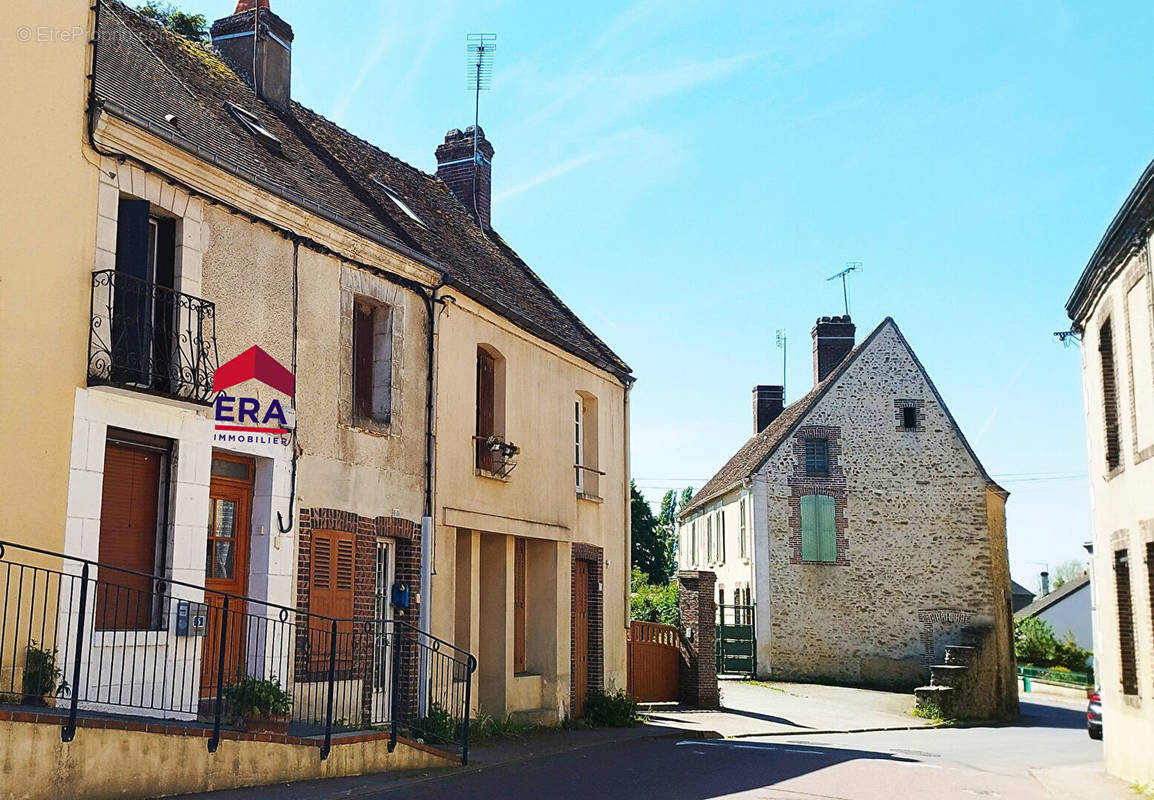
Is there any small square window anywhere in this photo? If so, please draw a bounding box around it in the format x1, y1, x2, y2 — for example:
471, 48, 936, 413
902, 406, 918, 430
805, 439, 829, 477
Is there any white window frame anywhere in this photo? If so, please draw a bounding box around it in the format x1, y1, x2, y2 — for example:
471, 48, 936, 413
575, 397, 584, 493
718, 510, 725, 565
739, 497, 748, 560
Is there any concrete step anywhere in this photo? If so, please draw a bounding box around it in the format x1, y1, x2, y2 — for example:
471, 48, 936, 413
914, 685, 955, 717
929, 664, 968, 688
944, 645, 976, 666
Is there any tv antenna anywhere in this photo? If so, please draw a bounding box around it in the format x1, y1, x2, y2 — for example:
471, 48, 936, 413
826, 262, 862, 316
775, 329, 787, 402
464, 34, 496, 228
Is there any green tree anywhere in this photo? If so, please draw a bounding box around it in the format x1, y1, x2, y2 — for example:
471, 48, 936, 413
1050, 560, 1087, 590
136, 1, 208, 42
656, 486, 694, 580
631, 481, 670, 583
629, 567, 679, 626
1014, 617, 1091, 672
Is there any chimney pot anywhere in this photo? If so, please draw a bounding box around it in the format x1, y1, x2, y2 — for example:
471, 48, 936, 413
752, 385, 785, 433
435, 126, 494, 230
1040, 571, 1050, 595
210, 5, 293, 111
812, 315, 856, 384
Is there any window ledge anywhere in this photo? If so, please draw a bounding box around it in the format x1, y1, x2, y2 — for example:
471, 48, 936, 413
577, 491, 603, 503
474, 469, 510, 483
345, 419, 395, 438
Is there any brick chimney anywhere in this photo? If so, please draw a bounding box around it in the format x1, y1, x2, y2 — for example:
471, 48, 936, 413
812, 315, 856, 384
435, 126, 494, 230
752, 385, 784, 433
210, 1, 293, 111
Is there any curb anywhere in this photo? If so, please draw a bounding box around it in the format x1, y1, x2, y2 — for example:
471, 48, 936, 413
726, 722, 950, 739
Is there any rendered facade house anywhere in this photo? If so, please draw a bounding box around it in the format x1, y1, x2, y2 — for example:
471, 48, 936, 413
1014, 574, 1093, 653
0, 0, 630, 793
1066, 150, 1154, 786
678, 316, 1017, 716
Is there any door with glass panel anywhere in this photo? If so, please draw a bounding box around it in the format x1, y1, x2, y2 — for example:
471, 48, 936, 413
371, 540, 394, 723
200, 455, 253, 698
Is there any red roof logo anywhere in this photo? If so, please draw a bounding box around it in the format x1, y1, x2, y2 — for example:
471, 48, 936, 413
213, 346, 294, 396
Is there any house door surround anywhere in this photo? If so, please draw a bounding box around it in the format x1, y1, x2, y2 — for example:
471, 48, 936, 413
200, 453, 254, 698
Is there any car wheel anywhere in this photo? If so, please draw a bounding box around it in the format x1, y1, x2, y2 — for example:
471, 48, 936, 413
1088, 726, 1102, 740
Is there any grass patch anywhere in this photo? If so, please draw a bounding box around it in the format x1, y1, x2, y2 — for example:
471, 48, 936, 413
468, 714, 544, 742
1132, 782, 1154, 799
910, 701, 951, 723
742, 680, 787, 693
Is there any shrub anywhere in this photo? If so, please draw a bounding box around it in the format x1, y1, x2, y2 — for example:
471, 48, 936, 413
23, 641, 67, 703
584, 689, 638, 727
630, 567, 679, 627
414, 702, 458, 745
1014, 617, 1091, 673
222, 674, 292, 718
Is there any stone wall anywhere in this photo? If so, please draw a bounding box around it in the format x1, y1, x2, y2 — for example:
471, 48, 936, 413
757, 321, 1015, 706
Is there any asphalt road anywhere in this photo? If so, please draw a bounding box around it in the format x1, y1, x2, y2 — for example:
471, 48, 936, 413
363, 700, 1105, 800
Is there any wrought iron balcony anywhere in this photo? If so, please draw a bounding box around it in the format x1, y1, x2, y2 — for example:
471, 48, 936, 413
88, 269, 218, 403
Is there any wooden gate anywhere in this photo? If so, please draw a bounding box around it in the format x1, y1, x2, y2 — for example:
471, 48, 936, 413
627, 621, 680, 703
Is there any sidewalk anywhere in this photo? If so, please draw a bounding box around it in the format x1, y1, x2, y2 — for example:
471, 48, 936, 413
642, 678, 932, 738
157, 721, 700, 800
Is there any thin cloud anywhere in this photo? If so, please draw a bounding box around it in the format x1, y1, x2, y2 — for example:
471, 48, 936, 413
330, 24, 398, 123
493, 152, 599, 202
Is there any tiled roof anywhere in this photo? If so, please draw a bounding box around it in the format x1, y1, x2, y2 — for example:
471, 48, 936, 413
92, 1, 630, 382
681, 317, 998, 517
1014, 574, 1090, 620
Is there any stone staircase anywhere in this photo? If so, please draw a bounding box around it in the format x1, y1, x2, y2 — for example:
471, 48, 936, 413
914, 636, 982, 719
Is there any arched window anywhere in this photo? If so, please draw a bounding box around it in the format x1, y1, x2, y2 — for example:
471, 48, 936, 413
475, 344, 506, 472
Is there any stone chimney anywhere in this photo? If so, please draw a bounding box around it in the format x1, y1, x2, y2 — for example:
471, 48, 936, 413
752, 385, 784, 433
812, 315, 856, 384
435, 126, 494, 230
210, 1, 294, 111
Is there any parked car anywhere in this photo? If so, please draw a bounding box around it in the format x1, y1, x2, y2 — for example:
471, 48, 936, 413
1087, 690, 1102, 740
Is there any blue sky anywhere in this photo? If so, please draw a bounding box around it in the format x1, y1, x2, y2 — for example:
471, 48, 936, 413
184, 0, 1154, 592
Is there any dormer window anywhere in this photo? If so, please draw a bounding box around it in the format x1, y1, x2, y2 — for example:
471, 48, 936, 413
372, 179, 427, 229
225, 103, 283, 154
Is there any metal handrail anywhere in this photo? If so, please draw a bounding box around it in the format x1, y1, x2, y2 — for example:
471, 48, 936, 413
0, 539, 477, 762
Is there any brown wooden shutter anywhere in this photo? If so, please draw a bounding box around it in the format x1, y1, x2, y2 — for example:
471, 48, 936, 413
353, 301, 374, 419
476, 350, 496, 470
96, 443, 162, 630
514, 537, 527, 674
309, 531, 357, 671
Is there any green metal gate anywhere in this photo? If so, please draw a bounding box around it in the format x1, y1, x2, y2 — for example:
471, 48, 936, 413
716, 604, 755, 676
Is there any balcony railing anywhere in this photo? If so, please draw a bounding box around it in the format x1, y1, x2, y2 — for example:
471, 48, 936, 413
0, 540, 476, 763
88, 270, 219, 404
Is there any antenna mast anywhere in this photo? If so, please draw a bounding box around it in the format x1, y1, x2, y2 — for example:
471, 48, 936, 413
466, 34, 496, 226
826, 262, 862, 316
775, 329, 787, 402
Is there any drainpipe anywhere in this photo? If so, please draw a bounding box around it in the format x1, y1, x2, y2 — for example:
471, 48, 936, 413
623, 378, 633, 630
417, 286, 444, 714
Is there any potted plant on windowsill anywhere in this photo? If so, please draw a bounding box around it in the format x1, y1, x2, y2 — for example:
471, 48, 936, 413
22, 641, 69, 707
222, 674, 292, 735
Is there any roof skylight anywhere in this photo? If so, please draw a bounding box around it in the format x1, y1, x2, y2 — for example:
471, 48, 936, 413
225, 102, 283, 154
372, 178, 427, 229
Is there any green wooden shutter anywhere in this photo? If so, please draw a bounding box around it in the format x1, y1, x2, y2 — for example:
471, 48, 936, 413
800, 495, 818, 561
817, 495, 836, 562
801, 495, 836, 562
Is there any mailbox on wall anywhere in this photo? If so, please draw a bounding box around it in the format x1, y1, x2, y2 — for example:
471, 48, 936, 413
391, 583, 410, 611
175, 600, 208, 636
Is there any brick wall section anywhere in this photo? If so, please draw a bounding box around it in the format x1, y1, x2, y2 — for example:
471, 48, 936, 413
296, 507, 421, 726
677, 570, 719, 709
570, 543, 604, 713
787, 425, 848, 565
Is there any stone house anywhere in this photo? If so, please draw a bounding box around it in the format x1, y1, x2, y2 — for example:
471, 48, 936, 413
1065, 149, 1154, 786
0, 0, 630, 794
678, 315, 1017, 712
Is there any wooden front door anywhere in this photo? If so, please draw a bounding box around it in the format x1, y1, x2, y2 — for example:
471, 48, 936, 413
573, 559, 590, 717
200, 455, 253, 697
